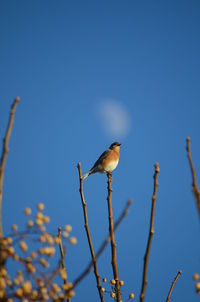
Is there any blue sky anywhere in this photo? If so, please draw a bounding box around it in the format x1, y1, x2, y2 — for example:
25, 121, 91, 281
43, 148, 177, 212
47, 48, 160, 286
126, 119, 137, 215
0, 1, 200, 301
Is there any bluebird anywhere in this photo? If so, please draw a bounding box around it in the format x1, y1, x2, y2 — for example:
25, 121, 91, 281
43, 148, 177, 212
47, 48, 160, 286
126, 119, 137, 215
82, 142, 121, 180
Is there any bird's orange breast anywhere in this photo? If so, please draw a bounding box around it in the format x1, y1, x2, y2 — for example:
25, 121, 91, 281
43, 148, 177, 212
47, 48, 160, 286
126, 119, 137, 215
101, 150, 119, 172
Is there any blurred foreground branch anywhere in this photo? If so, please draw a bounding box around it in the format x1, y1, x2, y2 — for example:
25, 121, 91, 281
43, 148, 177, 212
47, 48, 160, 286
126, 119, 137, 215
0, 97, 20, 238
77, 162, 105, 302
140, 162, 160, 302
186, 137, 200, 218
166, 270, 182, 302
107, 172, 121, 302
72, 199, 132, 289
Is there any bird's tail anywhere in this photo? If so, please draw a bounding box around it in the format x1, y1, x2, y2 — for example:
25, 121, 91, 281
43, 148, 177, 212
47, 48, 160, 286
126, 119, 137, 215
82, 169, 93, 180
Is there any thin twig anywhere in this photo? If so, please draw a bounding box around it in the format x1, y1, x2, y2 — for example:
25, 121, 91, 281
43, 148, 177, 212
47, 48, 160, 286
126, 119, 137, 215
58, 227, 70, 302
0, 97, 20, 237
58, 227, 68, 283
107, 172, 121, 302
166, 270, 182, 302
72, 199, 132, 288
186, 137, 200, 218
140, 162, 160, 302
77, 162, 105, 302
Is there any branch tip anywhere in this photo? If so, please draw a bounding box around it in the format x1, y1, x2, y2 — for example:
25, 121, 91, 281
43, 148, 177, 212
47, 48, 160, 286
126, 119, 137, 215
154, 162, 160, 173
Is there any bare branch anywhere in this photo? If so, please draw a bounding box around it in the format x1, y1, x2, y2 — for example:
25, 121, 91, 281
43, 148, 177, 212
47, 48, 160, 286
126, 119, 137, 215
107, 172, 121, 302
140, 162, 160, 302
166, 270, 182, 302
58, 227, 68, 283
73, 199, 132, 288
0, 97, 20, 237
77, 162, 105, 302
186, 137, 200, 218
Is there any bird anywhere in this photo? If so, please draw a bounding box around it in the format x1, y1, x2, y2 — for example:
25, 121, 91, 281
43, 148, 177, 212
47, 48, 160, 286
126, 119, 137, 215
82, 142, 121, 180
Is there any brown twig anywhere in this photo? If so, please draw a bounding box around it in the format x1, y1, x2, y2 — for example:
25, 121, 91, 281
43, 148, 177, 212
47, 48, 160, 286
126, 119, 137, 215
186, 137, 200, 218
140, 162, 160, 302
107, 172, 121, 302
72, 199, 132, 288
166, 270, 182, 302
58, 227, 68, 284
0, 97, 20, 237
77, 162, 105, 302
58, 227, 70, 302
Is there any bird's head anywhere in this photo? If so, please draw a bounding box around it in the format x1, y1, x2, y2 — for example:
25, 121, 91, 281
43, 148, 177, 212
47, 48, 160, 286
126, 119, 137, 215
109, 142, 121, 152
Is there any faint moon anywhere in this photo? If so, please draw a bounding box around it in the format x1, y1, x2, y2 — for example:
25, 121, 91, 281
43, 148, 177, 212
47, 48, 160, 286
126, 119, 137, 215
97, 99, 131, 138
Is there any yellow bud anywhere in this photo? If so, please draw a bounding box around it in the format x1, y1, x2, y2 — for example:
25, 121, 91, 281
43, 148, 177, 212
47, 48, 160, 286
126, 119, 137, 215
65, 224, 72, 232
36, 219, 43, 226
62, 282, 73, 291
24, 208, 32, 215
129, 293, 135, 299
193, 273, 199, 281
52, 283, 61, 293
0, 268, 7, 277
68, 290, 75, 298
43, 216, 50, 223
40, 258, 49, 268
31, 290, 38, 299
36, 212, 43, 220
47, 235, 54, 244
37, 203, 45, 211
26, 263, 36, 273
119, 280, 124, 286
12, 224, 18, 232
31, 252, 37, 259
7, 246, 15, 255
110, 279, 116, 285
69, 237, 77, 245
0, 290, 5, 299
196, 282, 200, 292
0, 277, 6, 289
15, 288, 23, 298
22, 281, 32, 295
110, 292, 115, 298
40, 235, 46, 243
54, 236, 60, 244
41, 287, 47, 294
62, 231, 69, 238
13, 254, 20, 261
101, 287, 105, 292
19, 241, 28, 252
102, 278, 107, 283
27, 220, 34, 228
6, 237, 13, 245
60, 268, 67, 280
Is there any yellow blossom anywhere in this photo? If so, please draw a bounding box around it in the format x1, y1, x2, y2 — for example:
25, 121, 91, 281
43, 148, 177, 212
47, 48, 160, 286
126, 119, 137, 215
15, 288, 23, 298
27, 220, 34, 228
37, 203, 45, 211
52, 283, 61, 293
24, 208, 32, 215
22, 281, 32, 295
65, 224, 72, 232
12, 224, 18, 232
193, 273, 199, 281
69, 236, 77, 245
129, 293, 135, 299
19, 241, 28, 252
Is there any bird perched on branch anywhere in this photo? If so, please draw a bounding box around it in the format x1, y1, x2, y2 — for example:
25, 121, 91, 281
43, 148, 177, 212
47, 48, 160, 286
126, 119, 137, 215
82, 142, 121, 180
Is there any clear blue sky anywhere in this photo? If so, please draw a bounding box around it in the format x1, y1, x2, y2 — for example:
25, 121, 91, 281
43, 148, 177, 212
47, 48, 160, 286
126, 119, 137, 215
0, 1, 200, 301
